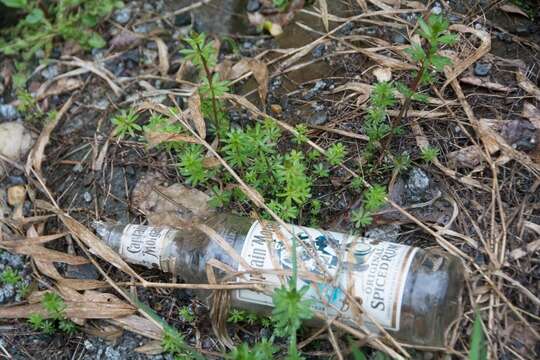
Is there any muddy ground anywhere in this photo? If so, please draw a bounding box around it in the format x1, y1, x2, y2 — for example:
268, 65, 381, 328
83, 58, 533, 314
1, 0, 539, 359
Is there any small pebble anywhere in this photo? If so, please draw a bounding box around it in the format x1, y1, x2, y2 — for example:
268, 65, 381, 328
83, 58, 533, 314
174, 13, 191, 27
246, 0, 261, 12
83, 191, 93, 203
431, 2, 442, 15
41, 64, 59, 80
270, 104, 282, 114
495, 32, 512, 43
474, 62, 491, 77
113, 8, 132, 25
312, 43, 326, 58
365, 224, 401, 243
404, 168, 431, 203
515, 26, 530, 36
308, 111, 328, 126
0, 104, 18, 121
392, 32, 407, 44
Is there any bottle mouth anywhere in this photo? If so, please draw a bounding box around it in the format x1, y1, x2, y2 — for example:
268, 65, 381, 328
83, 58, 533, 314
91, 220, 109, 240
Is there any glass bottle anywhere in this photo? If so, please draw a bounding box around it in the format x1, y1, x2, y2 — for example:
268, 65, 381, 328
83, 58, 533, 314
95, 212, 464, 347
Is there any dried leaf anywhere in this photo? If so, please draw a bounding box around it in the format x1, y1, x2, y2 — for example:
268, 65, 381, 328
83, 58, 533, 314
332, 82, 371, 105
373, 67, 392, 82
460, 76, 514, 92
153, 37, 170, 76
110, 315, 163, 340
0, 300, 135, 319
134, 340, 164, 355
0, 124, 28, 163
443, 25, 491, 89
499, 3, 529, 18
202, 156, 222, 168
132, 176, 213, 226
509, 239, 540, 260
187, 92, 206, 139
319, 0, 329, 32
248, 59, 269, 103
517, 70, 540, 101
26, 96, 74, 174
60, 215, 145, 282
62, 57, 122, 96
145, 132, 200, 147
36, 78, 83, 100
522, 102, 540, 129
447, 145, 485, 169
355, 0, 368, 11
10, 244, 89, 265
110, 31, 141, 50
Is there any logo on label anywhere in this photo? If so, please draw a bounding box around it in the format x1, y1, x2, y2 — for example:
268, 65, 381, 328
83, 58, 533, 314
236, 221, 417, 331
120, 225, 170, 268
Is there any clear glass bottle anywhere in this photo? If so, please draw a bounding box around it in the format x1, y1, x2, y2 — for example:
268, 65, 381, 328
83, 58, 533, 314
95, 212, 464, 347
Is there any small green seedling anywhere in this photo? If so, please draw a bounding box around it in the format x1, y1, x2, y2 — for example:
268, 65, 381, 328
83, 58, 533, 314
227, 338, 277, 360
111, 109, 142, 139
469, 312, 487, 360
1, 266, 22, 285
180, 32, 230, 133
28, 291, 78, 335
326, 142, 347, 166
351, 184, 388, 230
178, 305, 195, 324
421, 146, 439, 162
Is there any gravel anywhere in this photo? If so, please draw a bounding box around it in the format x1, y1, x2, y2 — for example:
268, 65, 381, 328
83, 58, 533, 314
308, 111, 328, 126
474, 62, 491, 77
404, 168, 432, 203
0, 104, 19, 121
365, 224, 401, 243
41, 64, 59, 80
246, 0, 261, 12
113, 8, 132, 25
0, 250, 30, 304
82, 333, 172, 360
312, 43, 326, 58
304, 80, 328, 100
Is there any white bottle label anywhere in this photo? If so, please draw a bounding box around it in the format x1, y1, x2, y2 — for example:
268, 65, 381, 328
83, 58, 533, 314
235, 221, 417, 331
120, 225, 170, 268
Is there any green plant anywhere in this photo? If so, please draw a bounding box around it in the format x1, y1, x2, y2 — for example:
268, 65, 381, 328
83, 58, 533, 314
0, 0, 122, 60
392, 14, 457, 137
420, 146, 439, 162
227, 339, 277, 360
272, 0, 290, 11
178, 305, 195, 324
227, 309, 248, 324
351, 184, 387, 230
178, 144, 211, 186
469, 312, 487, 360
393, 153, 411, 172
162, 328, 187, 356
181, 32, 230, 133
27, 291, 78, 335
363, 81, 396, 160
271, 229, 313, 360
0, 266, 22, 285
111, 109, 142, 139
326, 142, 347, 166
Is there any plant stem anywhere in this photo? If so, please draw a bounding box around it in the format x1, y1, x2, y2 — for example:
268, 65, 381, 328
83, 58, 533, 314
290, 232, 298, 291
377, 58, 427, 164
195, 42, 220, 134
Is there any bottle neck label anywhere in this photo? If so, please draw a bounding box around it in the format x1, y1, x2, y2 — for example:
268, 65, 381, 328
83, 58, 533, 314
120, 225, 171, 269
235, 221, 417, 331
